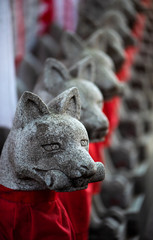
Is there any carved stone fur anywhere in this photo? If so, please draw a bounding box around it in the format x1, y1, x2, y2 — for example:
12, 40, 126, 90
34, 57, 109, 142
0, 89, 105, 191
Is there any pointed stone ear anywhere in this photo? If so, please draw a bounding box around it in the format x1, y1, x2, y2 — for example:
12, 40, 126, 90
47, 87, 81, 120
13, 91, 49, 129
62, 31, 84, 59
69, 56, 95, 82
87, 30, 107, 51
43, 58, 70, 91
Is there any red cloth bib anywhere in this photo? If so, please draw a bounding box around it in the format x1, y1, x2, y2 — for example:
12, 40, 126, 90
0, 184, 75, 240
59, 188, 92, 240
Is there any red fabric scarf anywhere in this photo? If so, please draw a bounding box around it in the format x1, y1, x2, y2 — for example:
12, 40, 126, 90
0, 184, 75, 240
59, 187, 92, 240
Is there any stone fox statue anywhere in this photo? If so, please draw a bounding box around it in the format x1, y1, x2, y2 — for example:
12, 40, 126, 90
61, 32, 124, 100
34, 57, 109, 143
0, 88, 105, 240
0, 88, 105, 191
33, 57, 108, 240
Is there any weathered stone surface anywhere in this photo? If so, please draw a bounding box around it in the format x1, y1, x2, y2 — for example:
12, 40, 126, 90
84, 0, 137, 28
62, 32, 124, 100
86, 28, 125, 72
0, 89, 105, 191
77, 0, 136, 47
89, 211, 126, 240
30, 30, 124, 101
118, 115, 143, 139
132, 0, 147, 13
77, 0, 136, 35
34, 57, 109, 142
109, 141, 138, 170
99, 10, 136, 48
100, 175, 133, 209
107, 0, 137, 28
90, 193, 126, 240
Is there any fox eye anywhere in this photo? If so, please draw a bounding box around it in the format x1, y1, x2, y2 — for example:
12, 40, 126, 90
42, 143, 60, 152
81, 139, 88, 147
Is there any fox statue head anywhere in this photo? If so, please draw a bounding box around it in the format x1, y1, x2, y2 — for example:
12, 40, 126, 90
86, 28, 126, 73
34, 57, 109, 142
61, 32, 124, 99
0, 89, 105, 191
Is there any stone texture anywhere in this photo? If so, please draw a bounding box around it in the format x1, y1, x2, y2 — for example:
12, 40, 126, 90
99, 10, 136, 48
77, 0, 136, 46
62, 32, 124, 100
100, 175, 133, 209
0, 89, 105, 191
86, 28, 125, 72
118, 115, 143, 139
109, 141, 138, 170
34, 57, 109, 142
106, 0, 137, 28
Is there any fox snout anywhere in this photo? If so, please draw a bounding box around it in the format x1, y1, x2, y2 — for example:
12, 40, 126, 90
79, 163, 97, 177
88, 112, 109, 142
89, 162, 105, 182
71, 159, 97, 179
73, 162, 105, 188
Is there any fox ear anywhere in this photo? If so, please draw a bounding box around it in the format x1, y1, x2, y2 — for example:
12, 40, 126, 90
43, 58, 70, 91
69, 56, 95, 82
47, 87, 81, 120
87, 30, 107, 51
62, 31, 84, 59
13, 91, 49, 129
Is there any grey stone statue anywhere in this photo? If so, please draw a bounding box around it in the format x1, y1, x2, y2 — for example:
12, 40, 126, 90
101, 0, 137, 28
131, 0, 147, 14
0, 88, 105, 191
99, 10, 136, 48
77, 7, 136, 48
61, 32, 124, 100
86, 29, 125, 73
100, 175, 133, 209
34, 57, 109, 142
77, 0, 136, 29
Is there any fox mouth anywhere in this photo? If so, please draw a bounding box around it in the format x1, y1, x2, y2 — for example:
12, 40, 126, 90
34, 168, 90, 192
61, 177, 91, 192
60, 184, 88, 192
34, 161, 105, 191
72, 177, 90, 187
